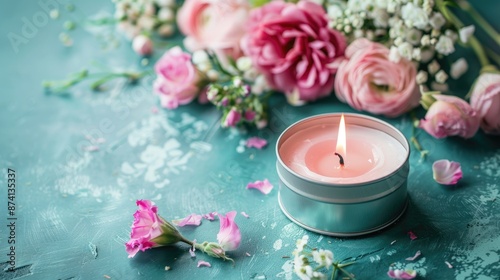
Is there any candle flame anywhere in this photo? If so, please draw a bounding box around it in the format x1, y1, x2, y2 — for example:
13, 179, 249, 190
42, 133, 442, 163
336, 114, 346, 159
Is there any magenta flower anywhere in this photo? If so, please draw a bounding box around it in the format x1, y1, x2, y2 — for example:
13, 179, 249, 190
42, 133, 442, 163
387, 269, 417, 279
223, 108, 241, 127
432, 160, 463, 185
172, 214, 203, 227
243, 0, 346, 103
125, 200, 184, 258
246, 137, 268, 149
217, 211, 241, 251
246, 179, 273, 194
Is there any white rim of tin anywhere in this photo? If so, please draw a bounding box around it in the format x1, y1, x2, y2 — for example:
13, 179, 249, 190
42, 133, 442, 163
276, 113, 410, 187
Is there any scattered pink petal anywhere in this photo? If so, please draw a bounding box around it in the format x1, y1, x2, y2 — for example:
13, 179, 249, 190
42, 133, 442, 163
246, 137, 268, 149
391, 240, 397, 245
172, 214, 202, 227
432, 159, 462, 185
83, 145, 100, 152
246, 179, 273, 195
197, 260, 211, 268
202, 212, 218, 221
387, 269, 417, 279
151, 106, 159, 114
241, 211, 250, 218
246, 252, 251, 257
408, 231, 417, 240
189, 247, 196, 258
445, 261, 453, 268
405, 250, 421, 261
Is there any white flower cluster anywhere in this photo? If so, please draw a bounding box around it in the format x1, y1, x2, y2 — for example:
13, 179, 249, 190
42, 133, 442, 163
113, 0, 176, 39
327, 0, 471, 91
292, 235, 334, 280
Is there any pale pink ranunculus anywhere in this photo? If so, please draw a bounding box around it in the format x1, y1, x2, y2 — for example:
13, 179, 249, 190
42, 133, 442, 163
125, 200, 183, 258
154, 47, 199, 109
470, 72, 500, 134
243, 0, 346, 103
177, 0, 250, 59
432, 159, 462, 185
217, 211, 241, 251
419, 95, 480, 138
334, 38, 420, 117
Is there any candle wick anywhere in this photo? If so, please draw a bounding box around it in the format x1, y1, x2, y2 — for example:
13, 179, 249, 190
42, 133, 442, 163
334, 152, 345, 167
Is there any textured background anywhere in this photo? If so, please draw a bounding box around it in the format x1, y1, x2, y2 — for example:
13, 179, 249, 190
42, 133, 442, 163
1, 1, 500, 279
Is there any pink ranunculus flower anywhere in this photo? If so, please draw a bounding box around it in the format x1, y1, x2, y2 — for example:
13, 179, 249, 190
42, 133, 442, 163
125, 200, 184, 258
470, 71, 500, 134
177, 0, 250, 60
432, 159, 462, 185
154, 46, 200, 109
335, 38, 420, 117
243, 0, 346, 103
217, 211, 241, 251
419, 95, 480, 138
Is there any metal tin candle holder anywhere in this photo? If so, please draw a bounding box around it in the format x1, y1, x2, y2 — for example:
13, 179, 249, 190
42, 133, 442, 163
276, 113, 410, 237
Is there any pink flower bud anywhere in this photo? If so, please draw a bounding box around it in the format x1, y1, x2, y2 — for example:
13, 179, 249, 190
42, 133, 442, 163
132, 35, 153, 56
217, 211, 241, 251
224, 108, 241, 127
419, 95, 480, 138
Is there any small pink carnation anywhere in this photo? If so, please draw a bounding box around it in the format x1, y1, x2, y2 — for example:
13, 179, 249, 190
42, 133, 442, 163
246, 179, 273, 194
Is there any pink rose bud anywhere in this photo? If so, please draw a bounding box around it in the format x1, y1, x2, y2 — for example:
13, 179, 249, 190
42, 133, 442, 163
470, 71, 500, 134
217, 211, 241, 251
432, 159, 462, 185
334, 39, 420, 117
132, 35, 153, 56
125, 200, 184, 258
243, 1, 346, 103
244, 110, 256, 121
154, 47, 200, 109
419, 94, 480, 138
224, 108, 241, 127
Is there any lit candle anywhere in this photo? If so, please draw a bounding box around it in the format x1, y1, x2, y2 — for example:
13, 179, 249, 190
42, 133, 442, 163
276, 113, 410, 236
279, 114, 407, 184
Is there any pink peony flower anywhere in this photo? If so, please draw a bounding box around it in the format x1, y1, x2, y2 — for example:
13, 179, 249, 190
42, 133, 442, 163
172, 214, 203, 227
246, 179, 273, 194
132, 35, 153, 56
470, 71, 500, 134
177, 0, 250, 60
125, 200, 183, 258
154, 47, 199, 109
243, 1, 346, 103
224, 108, 241, 127
246, 137, 267, 149
387, 269, 417, 279
217, 211, 241, 251
432, 159, 462, 185
334, 39, 420, 117
419, 95, 480, 138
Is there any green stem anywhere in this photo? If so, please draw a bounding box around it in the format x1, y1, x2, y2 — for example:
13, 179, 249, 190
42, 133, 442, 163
180, 236, 194, 247
468, 36, 491, 67
457, 0, 500, 45
206, 50, 235, 78
485, 47, 500, 66
410, 112, 428, 160
333, 263, 356, 280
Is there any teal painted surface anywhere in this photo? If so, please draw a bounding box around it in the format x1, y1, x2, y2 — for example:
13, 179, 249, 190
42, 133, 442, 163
1, 1, 500, 279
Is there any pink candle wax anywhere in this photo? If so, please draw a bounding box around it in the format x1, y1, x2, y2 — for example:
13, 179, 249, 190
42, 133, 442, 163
279, 122, 407, 184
